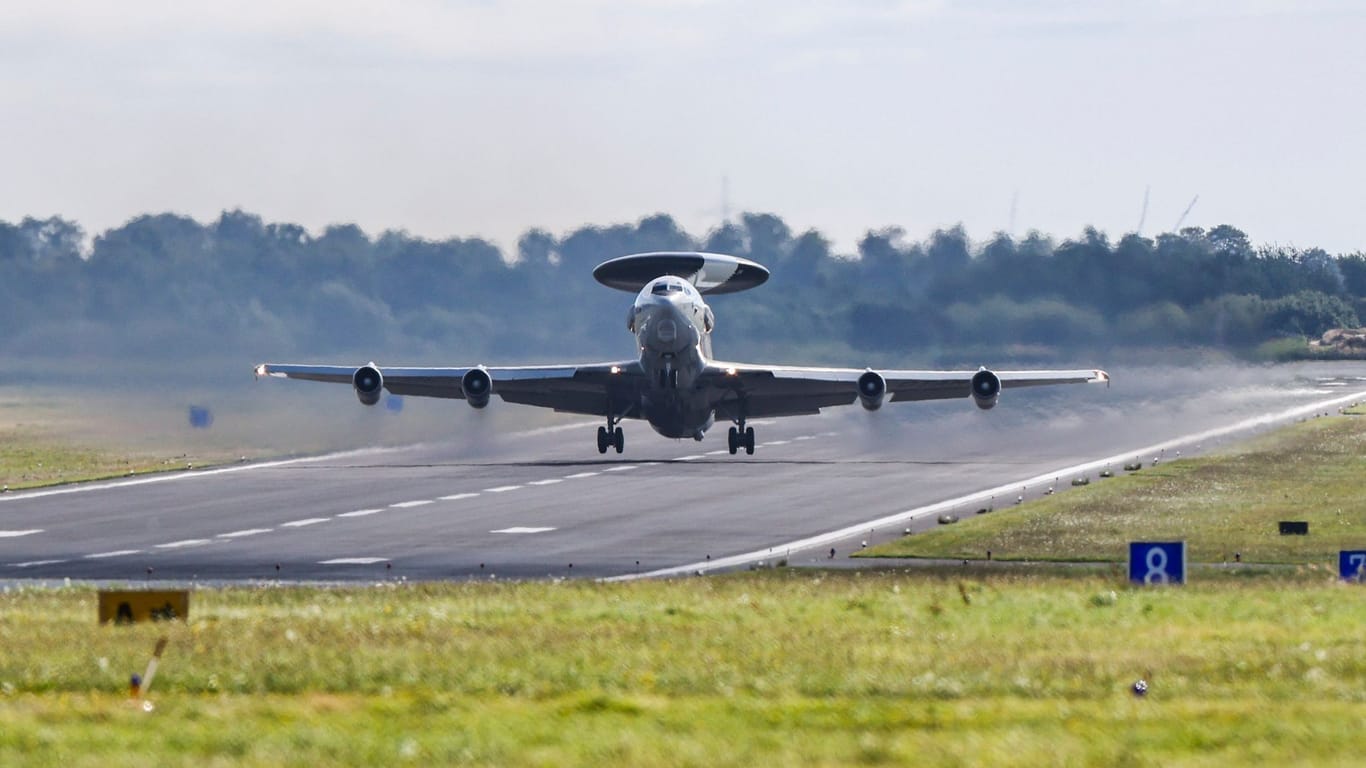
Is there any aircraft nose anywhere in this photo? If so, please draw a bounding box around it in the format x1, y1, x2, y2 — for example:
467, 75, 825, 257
656, 319, 677, 343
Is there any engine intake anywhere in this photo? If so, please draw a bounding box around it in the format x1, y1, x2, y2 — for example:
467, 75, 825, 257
857, 370, 887, 411
462, 367, 493, 409
352, 365, 384, 406
971, 368, 1001, 410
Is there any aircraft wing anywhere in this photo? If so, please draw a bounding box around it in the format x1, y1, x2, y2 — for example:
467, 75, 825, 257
702, 363, 1109, 419
254, 361, 648, 418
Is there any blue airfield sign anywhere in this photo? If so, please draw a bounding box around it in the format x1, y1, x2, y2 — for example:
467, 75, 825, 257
1339, 550, 1366, 581
1129, 541, 1187, 585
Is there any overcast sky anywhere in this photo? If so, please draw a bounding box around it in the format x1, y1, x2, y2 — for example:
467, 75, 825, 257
2, 0, 1363, 255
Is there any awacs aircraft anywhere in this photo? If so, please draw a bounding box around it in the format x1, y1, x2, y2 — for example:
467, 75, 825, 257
255, 252, 1108, 455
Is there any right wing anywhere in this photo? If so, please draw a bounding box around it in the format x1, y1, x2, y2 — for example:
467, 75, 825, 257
700, 362, 1109, 419
254, 361, 649, 418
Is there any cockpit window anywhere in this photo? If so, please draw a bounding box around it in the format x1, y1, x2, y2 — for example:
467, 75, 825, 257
651, 280, 685, 295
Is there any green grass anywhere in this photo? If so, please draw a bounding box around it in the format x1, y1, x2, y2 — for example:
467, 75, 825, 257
0, 426, 215, 490
3, 572, 1366, 766
860, 413, 1366, 564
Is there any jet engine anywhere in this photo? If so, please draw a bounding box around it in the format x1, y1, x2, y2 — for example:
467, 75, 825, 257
971, 368, 1001, 410
352, 365, 384, 406
857, 370, 887, 411
461, 367, 493, 409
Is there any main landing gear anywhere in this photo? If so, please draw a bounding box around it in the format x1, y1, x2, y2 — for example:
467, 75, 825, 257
597, 421, 624, 454
727, 422, 756, 455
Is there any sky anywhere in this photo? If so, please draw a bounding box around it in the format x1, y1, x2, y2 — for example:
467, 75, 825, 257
2, 0, 1364, 256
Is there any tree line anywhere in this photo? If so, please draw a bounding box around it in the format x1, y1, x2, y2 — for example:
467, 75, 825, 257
1, 211, 1362, 372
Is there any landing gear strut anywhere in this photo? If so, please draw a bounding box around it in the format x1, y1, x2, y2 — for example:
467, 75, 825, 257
727, 421, 756, 456
596, 420, 624, 454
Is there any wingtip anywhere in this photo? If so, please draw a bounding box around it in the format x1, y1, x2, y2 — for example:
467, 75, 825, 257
253, 364, 268, 378
1095, 369, 1110, 387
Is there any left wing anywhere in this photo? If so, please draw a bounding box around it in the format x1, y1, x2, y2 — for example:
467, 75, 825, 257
700, 362, 1109, 419
254, 361, 648, 418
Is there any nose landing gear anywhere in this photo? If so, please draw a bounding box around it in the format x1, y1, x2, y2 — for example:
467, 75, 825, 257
727, 423, 755, 455
597, 424, 624, 454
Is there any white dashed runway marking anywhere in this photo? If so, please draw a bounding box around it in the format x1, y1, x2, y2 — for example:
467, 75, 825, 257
677, 454, 705, 461
440, 493, 479, 501
565, 472, 599, 479
85, 550, 141, 559
319, 557, 389, 565
528, 479, 562, 486
155, 539, 210, 549
0, 529, 43, 538
491, 527, 556, 534
483, 486, 521, 493
281, 518, 329, 528
390, 500, 433, 508
219, 528, 273, 537
10, 559, 66, 568
603, 465, 637, 472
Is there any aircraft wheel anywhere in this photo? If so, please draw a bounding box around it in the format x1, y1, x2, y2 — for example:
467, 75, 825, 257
597, 426, 609, 454
613, 426, 624, 454
744, 426, 756, 455
728, 426, 739, 455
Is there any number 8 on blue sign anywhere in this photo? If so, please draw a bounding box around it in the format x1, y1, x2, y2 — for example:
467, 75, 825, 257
1129, 542, 1186, 585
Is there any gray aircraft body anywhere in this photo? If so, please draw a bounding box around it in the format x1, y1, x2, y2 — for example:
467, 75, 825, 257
256, 252, 1108, 454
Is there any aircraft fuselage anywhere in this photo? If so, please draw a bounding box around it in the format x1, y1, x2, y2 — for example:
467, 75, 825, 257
631, 276, 717, 439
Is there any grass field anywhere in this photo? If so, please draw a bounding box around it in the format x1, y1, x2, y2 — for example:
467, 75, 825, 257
859, 410, 1366, 564
3, 571, 1366, 766
0, 392, 225, 490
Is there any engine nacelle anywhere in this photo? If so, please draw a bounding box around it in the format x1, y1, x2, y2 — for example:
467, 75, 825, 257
971, 368, 1001, 410
352, 365, 384, 406
461, 367, 493, 409
857, 370, 887, 411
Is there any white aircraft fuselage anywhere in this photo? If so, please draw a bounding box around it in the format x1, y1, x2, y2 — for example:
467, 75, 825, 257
630, 275, 717, 439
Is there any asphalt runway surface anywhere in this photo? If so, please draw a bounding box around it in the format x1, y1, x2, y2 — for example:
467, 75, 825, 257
4, 362, 1366, 583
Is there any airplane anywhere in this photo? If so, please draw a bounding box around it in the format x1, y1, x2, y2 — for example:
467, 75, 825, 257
255, 252, 1109, 455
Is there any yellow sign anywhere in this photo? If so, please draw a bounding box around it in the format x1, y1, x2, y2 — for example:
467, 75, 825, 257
98, 590, 190, 625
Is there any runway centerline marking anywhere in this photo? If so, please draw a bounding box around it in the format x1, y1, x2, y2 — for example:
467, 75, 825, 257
767, 440, 790, 446
219, 528, 272, 538
603, 465, 637, 472
483, 486, 521, 493
491, 527, 556, 534
10, 559, 67, 568
705, 449, 729, 455
794, 435, 815, 441
565, 472, 599, 479
439, 493, 479, 501
528, 479, 562, 486
85, 550, 141, 559
390, 500, 434, 508
319, 557, 389, 565
281, 518, 330, 528
155, 539, 211, 549
0, 529, 43, 538
677, 454, 705, 461
337, 509, 382, 518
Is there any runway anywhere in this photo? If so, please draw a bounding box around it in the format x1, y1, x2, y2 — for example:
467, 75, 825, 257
3, 362, 1366, 582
